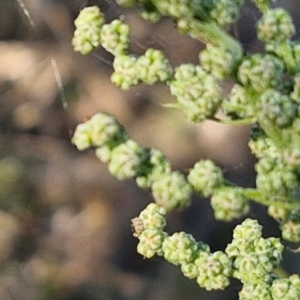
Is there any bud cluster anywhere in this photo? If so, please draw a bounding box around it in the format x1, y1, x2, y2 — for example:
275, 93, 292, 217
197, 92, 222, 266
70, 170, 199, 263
133, 209, 295, 295
72, 6, 105, 55
226, 219, 283, 285
133, 203, 231, 291
72, 112, 192, 211
199, 44, 238, 79
71, 1, 300, 299
72, 112, 254, 217
257, 8, 295, 43
168, 64, 221, 122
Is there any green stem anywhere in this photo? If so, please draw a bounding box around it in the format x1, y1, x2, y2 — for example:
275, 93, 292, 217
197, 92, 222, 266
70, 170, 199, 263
266, 41, 297, 73
242, 188, 300, 210
177, 19, 243, 59
221, 183, 300, 210
258, 121, 288, 152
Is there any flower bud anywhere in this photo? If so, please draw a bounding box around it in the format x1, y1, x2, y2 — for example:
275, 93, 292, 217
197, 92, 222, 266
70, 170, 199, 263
136, 49, 173, 84
108, 140, 147, 180
211, 188, 249, 221
188, 159, 224, 197
162, 232, 198, 265
169, 64, 221, 122
195, 251, 232, 290
257, 8, 295, 43
137, 229, 166, 258
238, 54, 284, 93
152, 171, 192, 211
111, 55, 139, 90
100, 20, 130, 56
72, 6, 104, 54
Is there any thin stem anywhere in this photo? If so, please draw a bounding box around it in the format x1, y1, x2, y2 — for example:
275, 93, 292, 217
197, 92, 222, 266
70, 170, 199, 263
242, 188, 300, 210
219, 183, 300, 210
177, 19, 243, 59
210, 116, 256, 125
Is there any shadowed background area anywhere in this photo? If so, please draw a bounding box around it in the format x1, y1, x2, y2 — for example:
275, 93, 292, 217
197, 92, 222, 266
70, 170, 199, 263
0, 0, 300, 299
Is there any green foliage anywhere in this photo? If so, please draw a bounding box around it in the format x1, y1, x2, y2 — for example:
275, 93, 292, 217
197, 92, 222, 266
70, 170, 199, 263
71, 1, 300, 298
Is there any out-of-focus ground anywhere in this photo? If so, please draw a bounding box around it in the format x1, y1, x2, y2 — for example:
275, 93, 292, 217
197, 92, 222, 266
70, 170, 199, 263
0, 0, 300, 299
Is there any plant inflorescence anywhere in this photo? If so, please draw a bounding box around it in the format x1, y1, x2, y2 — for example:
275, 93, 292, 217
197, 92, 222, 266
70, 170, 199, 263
71, 0, 300, 298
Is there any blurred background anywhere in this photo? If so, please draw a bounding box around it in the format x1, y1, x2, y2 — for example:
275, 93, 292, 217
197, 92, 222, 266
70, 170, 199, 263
0, 0, 300, 299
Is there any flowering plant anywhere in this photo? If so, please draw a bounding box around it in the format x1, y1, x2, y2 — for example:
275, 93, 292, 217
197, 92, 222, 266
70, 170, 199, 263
71, 1, 300, 298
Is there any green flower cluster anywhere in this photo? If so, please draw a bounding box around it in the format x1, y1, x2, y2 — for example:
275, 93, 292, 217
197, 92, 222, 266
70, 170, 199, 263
255, 157, 298, 196
162, 231, 199, 265
110, 55, 139, 90
168, 64, 221, 122
249, 133, 300, 228
136, 49, 173, 84
152, 0, 199, 19
72, 112, 253, 218
151, 171, 192, 210
187, 160, 249, 221
118, 0, 245, 27
210, 188, 249, 221
71, 1, 300, 299
239, 274, 300, 300
136, 148, 171, 189
226, 219, 283, 284
248, 123, 300, 242
195, 251, 232, 290
111, 49, 173, 90
71, 113, 128, 151
100, 20, 130, 56
72, 3, 244, 123
222, 84, 253, 119
107, 140, 148, 180
280, 210, 300, 242
132, 203, 167, 258
248, 125, 281, 159
257, 8, 295, 43
267, 205, 290, 222
133, 208, 293, 294
187, 159, 224, 197
72, 6, 130, 56
257, 89, 297, 128
133, 203, 233, 291
74, 3, 300, 208
204, 0, 244, 27
72, 6, 105, 55
199, 44, 238, 79
72, 112, 191, 211
237, 54, 284, 93
271, 275, 300, 300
